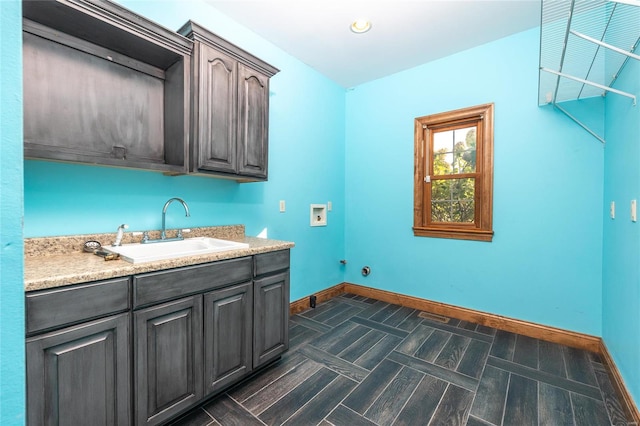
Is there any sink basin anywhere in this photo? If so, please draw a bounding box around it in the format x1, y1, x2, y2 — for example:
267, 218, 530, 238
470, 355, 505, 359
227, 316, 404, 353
105, 237, 250, 264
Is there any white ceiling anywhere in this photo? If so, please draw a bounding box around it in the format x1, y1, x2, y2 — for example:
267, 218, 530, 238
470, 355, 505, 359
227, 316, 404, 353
205, 0, 542, 88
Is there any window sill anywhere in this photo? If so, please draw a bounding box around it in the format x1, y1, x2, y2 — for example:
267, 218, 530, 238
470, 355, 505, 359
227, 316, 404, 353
412, 226, 493, 242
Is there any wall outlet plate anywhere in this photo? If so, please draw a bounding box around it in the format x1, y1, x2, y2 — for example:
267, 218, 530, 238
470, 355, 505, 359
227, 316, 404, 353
310, 204, 327, 226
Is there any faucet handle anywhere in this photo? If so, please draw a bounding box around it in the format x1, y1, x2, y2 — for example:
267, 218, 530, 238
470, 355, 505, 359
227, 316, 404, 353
141, 231, 150, 243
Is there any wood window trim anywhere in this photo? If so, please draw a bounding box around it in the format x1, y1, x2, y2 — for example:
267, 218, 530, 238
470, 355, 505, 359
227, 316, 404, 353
413, 103, 494, 242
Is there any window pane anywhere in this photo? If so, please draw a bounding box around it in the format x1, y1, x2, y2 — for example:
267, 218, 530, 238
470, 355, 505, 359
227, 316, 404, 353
433, 130, 453, 176
433, 130, 453, 153
433, 152, 453, 175
433, 127, 476, 175
453, 127, 476, 173
430, 178, 475, 223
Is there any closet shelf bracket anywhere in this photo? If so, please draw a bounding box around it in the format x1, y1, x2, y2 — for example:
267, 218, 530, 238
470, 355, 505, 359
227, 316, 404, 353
541, 67, 637, 105
570, 30, 640, 61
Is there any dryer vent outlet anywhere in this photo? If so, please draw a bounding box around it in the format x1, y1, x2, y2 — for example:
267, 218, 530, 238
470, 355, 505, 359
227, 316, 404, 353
310, 295, 317, 308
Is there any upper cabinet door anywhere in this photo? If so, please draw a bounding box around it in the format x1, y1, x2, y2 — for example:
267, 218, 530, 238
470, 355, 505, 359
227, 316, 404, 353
179, 20, 279, 182
197, 44, 238, 174
237, 63, 270, 180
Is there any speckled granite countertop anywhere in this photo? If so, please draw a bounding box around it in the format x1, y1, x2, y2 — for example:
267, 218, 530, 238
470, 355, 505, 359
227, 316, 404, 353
25, 225, 294, 292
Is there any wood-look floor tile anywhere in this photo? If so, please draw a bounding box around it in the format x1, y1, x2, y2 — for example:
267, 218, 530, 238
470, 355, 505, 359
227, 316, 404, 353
456, 339, 491, 380
428, 384, 475, 426
228, 351, 307, 402
563, 346, 599, 387
241, 358, 323, 413
503, 374, 538, 426
204, 395, 264, 426
350, 316, 409, 338
475, 324, 498, 337
489, 330, 516, 361
393, 374, 448, 426
470, 365, 510, 425
311, 302, 353, 323
322, 325, 371, 356
289, 314, 332, 333
354, 334, 403, 370
337, 296, 375, 311
593, 368, 629, 425
258, 368, 338, 424
169, 408, 214, 426
395, 310, 424, 332
465, 415, 495, 426
326, 405, 378, 426
571, 392, 612, 425
299, 345, 370, 382
538, 340, 567, 378
434, 334, 471, 370
342, 359, 403, 415
311, 321, 360, 351
487, 356, 603, 400
382, 306, 415, 328
396, 324, 435, 356
338, 329, 386, 363
356, 300, 389, 319
363, 366, 423, 425
538, 382, 574, 426
324, 305, 364, 327
369, 303, 402, 323
283, 375, 357, 425
419, 318, 494, 344
513, 335, 539, 369
301, 300, 339, 319
387, 350, 478, 391
414, 329, 451, 362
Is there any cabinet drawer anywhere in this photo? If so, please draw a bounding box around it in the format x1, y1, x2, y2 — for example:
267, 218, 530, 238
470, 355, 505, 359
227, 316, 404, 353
254, 250, 290, 277
26, 277, 130, 335
133, 256, 252, 308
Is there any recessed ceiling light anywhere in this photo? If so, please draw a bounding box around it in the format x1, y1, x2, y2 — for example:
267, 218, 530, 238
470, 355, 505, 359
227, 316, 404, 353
350, 18, 372, 34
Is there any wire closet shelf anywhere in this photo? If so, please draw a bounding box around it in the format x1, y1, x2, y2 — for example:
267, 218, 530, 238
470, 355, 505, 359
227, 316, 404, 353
538, 0, 640, 143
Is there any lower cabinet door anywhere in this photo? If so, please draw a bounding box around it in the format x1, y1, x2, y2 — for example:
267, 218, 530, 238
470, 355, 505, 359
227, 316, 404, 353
203, 281, 253, 394
26, 313, 131, 426
253, 271, 290, 368
134, 296, 203, 426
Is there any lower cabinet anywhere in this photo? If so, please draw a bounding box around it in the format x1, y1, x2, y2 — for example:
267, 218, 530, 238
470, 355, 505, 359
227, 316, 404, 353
134, 296, 203, 426
204, 281, 253, 394
26, 250, 290, 426
26, 313, 131, 426
254, 271, 290, 368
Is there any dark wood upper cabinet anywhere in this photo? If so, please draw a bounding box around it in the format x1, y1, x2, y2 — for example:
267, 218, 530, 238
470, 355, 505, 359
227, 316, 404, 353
22, 0, 192, 173
179, 21, 279, 182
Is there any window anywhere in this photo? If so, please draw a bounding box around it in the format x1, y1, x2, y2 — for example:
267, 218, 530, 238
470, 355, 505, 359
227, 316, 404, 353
413, 103, 494, 242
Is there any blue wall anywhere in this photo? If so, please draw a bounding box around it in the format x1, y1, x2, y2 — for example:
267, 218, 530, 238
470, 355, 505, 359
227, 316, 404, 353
344, 28, 605, 336
602, 56, 640, 403
24, 0, 347, 302
0, 1, 25, 424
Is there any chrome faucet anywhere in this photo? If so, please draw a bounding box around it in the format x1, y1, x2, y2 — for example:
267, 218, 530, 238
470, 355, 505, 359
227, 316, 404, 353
112, 224, 129, 246
161, 197, 190, 240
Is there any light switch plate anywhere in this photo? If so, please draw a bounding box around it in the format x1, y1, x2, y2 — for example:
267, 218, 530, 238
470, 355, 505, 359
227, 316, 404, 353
610, 201, 615, 219
632, 200, 637, 222
279, 200, 285, 213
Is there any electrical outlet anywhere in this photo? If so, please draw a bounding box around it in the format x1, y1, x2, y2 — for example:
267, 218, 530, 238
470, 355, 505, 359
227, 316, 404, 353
309, 295, 317, 308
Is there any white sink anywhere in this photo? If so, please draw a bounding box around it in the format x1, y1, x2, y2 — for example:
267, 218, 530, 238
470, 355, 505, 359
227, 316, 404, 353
105, 237, 249, 264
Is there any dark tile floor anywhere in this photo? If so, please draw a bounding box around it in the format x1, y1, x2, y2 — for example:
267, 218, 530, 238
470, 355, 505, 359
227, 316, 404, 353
170, 293, 632, 426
